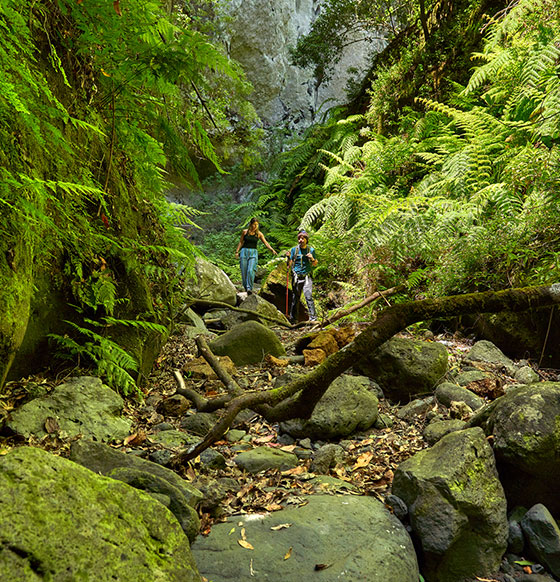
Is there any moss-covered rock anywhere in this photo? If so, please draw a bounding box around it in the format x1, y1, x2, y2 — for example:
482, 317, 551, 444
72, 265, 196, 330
0, 446, 200, 582
354, 336, 448, 401
192, 494, 418, 582
6, 376, 131, 442
392, 427, 507, 582
279, 374, 379, 439
208, 320, 286, 365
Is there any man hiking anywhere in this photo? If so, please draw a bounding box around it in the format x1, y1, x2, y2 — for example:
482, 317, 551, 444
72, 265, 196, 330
287, 230, 318, 323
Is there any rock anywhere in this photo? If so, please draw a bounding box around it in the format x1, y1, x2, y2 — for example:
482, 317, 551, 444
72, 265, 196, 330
279, 374, 378, 440
385, 494, 409, 521
222, 293, 289, 328
455, 370, 491, 386
225, 428, 246, 442
374, 413, 393, 428
233, 446, 298, 473
179, 307, 209, 338
208, 320, 286, 365
310, 443, 345, 474
514, 365, 540, 384
465, 339, 517, 375
200, 448, 227, 470
521, 504, 560, 578
508, 506, 527, 554
69, 439, 203, 507
354, 337, 448, 401
473, 382, 560, 512
180, 412, 217, 436
107, 466, 200, 542
392, 427, 508, 582
303, 347, 327, 366
310, 475, 358, 492
423, 419, 467, 445
0, 447, 200, 581
396, 397, 435, 420
435, 382, 485, 410
5, 376, 131, 442
149, 429, 199, 448
157, 394, 191, 416
191, 495, 418, 582
186, 256, 237, 305
193, 476, 241, 515
183, 355, 237, 380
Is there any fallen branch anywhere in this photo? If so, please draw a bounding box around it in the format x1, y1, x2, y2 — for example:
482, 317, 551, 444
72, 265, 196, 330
188, 297, 291, 328
321, 285, 402, 327
195, 336, 243, 397
172, 370, 231, 412
172, 283, 560, 465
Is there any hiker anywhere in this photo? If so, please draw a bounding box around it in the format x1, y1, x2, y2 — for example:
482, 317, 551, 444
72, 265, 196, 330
235, 218, 277, 293
287, 230, 318, 322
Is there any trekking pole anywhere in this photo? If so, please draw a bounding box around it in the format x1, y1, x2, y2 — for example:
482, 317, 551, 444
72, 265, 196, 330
285, 255, 290, 318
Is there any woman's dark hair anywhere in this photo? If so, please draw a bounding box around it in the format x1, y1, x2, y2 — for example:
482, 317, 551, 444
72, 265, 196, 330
247, 217, 259, 232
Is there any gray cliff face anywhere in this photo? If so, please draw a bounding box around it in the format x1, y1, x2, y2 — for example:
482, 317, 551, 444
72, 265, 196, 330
223, 0, 383, 128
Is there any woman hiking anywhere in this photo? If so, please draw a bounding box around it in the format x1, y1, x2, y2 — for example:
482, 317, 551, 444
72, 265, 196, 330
235, 218, 277, 294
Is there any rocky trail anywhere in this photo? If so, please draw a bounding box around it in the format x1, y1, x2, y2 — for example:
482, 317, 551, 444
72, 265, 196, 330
2, 320, 560, 582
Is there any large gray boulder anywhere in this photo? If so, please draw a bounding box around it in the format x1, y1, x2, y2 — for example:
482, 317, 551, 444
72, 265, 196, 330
521, 504, 560, 579
192, 494, 418, 582
187, 256, 237, 306
222, 293, 289, 328
69, 439, 202, 539
354, 337, 448, 401
5, 376, 131, 442
208, 320, 286, 365
0, 446, 200, 582
279, 374, 379, 440
473, 382, 560, 513
465, 339, 516, 375
392, 427, 508, 582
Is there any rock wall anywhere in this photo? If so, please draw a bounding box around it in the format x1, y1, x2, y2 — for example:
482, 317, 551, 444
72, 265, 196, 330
223, 0, 382, 129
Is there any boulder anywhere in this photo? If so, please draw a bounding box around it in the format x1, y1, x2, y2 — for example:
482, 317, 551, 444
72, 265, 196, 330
187, 256, 237, 306
191, 495, 418, 582
222, 293, 289, 328
234, 446, 299, 473
0, 447, 200, 581
521, 504, 560, 579
108, 466, 200, 542
423, 419, 467, 445
5, 376, 131, 442
279, 374, 379, 440
465, 339, 516, 375
473, 382, 560, 513
354, 337, 448, 401
392, 427, 508, 582
69, 439, 203, 508
435, 382, 485, 411
208, 320, 286, 365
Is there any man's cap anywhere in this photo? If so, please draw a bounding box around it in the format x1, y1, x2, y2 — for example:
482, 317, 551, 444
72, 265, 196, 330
297, 230, 309, 239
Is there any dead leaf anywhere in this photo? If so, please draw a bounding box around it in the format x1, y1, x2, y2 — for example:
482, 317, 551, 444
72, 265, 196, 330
123, 430, 146, 447
113, 0, 122, 16
264, 503, 284, 511
315, 564, 331, 571
352, 451, 374, 470
241, 528, 247, 541
284, 547, 292, 560
281, 465, 307, 476
270, 523, 292, 531
44, 417, 59, 434
238, 539, 254, 550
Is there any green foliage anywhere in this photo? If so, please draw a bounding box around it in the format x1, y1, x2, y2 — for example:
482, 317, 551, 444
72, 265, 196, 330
0, 0, 264, 389
262, 0, 560, 308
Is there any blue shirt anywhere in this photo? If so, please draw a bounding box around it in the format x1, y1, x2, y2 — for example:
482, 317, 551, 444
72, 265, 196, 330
290, 245, 316, 276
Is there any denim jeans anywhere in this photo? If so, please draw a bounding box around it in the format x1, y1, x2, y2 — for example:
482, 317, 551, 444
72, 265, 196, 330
239, 248, 258, 291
